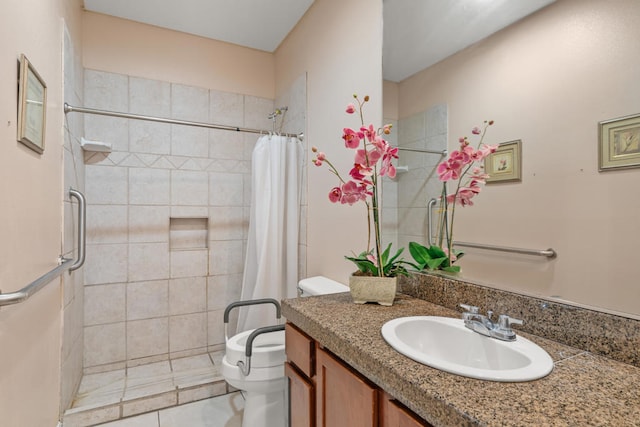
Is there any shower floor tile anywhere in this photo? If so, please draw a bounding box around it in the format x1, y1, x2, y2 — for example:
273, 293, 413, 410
64, 351, 229, 427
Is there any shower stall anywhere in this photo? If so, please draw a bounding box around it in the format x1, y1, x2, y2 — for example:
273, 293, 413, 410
60, 50, 307, 423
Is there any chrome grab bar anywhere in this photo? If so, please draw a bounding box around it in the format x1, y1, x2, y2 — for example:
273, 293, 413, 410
69, 188, 86, 271
427, 198, 437, 245
0, 188, 86, 307
452, 241, 556, 258
425, 197, 556, 258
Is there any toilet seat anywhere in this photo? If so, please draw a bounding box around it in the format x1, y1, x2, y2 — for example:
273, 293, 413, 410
225, 328, 285, 369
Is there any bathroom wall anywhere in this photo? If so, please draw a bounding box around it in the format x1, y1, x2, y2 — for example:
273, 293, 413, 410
82, 11, 275, 99
275, 0, 384, 283
0, 0, 83, 425
396, 0, 640, 317
82, 69, 279, 371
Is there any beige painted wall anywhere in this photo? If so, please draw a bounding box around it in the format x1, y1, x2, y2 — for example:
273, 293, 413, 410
275, 0, 384, 284
383, 80, 399, 121
0, 0, 83, 425
396, 0, 640, 318
83, 12, 275, 99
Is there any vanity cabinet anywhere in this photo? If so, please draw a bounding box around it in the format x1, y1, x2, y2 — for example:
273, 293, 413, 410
285, 322, 431, 427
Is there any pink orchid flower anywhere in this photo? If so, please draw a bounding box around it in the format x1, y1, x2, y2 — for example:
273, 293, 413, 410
342, 128, 363, 149
349, 163, 373, 181
328, 186, 342, 203
366, 253, 377, 264
379, 145, 399, 178
437, 158, 462, 181
340, 181, 369, 205
480, 143, 498, 158
345, 103, 356, 114
354, 148, 382, 166
361, 124, 377, 142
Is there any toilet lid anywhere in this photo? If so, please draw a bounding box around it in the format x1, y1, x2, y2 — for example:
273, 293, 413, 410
225, 328, 285, 368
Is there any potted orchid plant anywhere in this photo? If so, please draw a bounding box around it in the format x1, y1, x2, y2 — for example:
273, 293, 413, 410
312, 94, 409, 305
409, 121, 497, 273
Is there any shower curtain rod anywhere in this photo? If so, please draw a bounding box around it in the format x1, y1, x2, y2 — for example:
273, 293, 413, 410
64, 103, 304, 139
396, 146, 447, 156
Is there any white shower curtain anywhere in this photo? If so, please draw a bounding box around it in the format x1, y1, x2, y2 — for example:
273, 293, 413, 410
236, 134, 304, 333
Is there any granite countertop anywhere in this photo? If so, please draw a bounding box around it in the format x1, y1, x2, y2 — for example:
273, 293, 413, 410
282, 292, 640, 427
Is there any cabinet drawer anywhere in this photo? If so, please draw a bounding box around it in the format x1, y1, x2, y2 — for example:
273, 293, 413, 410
286, 322, 315, 377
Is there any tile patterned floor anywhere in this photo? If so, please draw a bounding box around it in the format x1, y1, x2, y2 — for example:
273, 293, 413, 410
63, 352, 236, 427
94, 393, 244, 427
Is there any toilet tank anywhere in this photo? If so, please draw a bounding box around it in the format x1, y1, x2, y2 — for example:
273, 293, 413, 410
298, 276, 349, 297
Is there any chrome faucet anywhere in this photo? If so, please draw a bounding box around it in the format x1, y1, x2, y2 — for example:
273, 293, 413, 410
459, 304, 523, 342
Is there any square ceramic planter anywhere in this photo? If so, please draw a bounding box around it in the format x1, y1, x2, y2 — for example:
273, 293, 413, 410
349, 275, 398, 306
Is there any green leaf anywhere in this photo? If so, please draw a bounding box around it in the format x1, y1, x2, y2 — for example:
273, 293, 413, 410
385, 246, 404, 267
427, 245, 447, 259
426, 257, 448, 270
345, 255, 376, 275
409, 242, 430, 265
443, 265, 461, 273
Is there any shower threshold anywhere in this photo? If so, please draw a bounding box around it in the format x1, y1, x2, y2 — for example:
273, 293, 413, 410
62, 351, 232, 427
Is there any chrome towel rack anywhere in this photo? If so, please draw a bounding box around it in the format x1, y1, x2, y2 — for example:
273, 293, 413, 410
0, 188, 86, 307
426, 198, 556, 259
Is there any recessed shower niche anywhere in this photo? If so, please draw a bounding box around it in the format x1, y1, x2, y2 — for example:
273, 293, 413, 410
169, 217, 209, 251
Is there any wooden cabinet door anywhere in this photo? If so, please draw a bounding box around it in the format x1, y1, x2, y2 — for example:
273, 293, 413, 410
285, 361, 314, 427
380, 392, 432, 427
286, 323, 315, 377
315, 346, 378, 427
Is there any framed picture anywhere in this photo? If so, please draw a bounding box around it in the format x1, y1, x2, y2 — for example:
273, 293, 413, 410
17, 54, 47, 154
598, 113, 640, 171
485, 139, 522, 183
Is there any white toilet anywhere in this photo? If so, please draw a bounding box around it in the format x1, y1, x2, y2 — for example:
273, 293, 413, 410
222, 276, 349, 427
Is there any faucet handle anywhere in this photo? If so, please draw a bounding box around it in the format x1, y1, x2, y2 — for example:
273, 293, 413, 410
459, 303, 479, 314
498, 314, 524, 330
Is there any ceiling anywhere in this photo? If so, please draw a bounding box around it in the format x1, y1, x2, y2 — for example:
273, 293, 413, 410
83, 0, 555, 83
83, 0, 315, 52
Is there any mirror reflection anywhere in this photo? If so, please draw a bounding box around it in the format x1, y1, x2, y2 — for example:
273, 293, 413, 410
382, 0, 640, 318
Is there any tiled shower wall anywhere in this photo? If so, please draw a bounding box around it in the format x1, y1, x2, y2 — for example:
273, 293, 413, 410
275, 74, 308, 281
81, 69, 306, 373
61, 22, 86, 412
394, 105, 448, 250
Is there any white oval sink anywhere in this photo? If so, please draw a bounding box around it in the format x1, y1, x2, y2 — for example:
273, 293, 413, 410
381, 316, 553, 382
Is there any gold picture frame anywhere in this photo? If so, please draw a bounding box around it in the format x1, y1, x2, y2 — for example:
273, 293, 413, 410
598, 113, 640, 171
17, 54, 47, 154
485, 139, 522, 183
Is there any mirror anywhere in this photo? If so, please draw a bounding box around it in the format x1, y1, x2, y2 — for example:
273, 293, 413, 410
382, 0, 640, 319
